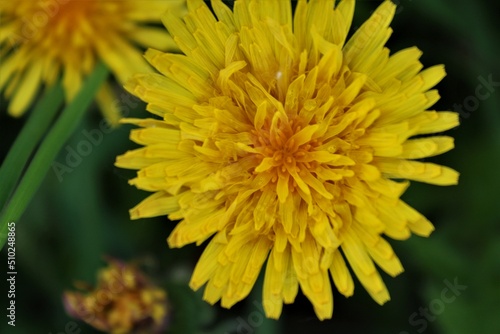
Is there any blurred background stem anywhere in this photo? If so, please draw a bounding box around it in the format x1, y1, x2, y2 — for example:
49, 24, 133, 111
0, 82, 64, 212
0, 62, 109, 249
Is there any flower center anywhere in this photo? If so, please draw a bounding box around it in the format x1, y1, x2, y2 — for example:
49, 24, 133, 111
48, 0, 99, 28
252, 115, 321, 182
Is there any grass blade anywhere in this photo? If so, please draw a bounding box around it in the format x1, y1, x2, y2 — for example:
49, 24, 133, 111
0, 62, 109, 249
0, 83, 64, 211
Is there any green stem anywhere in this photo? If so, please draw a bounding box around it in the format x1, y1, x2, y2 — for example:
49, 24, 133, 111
0, 62, 109, 249
0, 83, 64, 211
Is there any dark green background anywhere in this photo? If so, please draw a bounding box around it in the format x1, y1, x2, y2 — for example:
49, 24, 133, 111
1, 1, 499, 333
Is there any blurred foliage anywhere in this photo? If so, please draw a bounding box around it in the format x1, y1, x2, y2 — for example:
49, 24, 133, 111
1, 1, 499, 333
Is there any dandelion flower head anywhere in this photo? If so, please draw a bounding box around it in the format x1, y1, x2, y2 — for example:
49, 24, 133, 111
64, 258, 169, 333
0, 0, 184, 122
116, 0, 459, 319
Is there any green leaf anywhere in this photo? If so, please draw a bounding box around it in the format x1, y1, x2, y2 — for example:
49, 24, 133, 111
0, 62, 109, 250
0, 82, 64, 211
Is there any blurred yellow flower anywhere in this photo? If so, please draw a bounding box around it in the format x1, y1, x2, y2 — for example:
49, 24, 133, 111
64, 258, 168, 334
116, 0, 459, 319
0, 0, 184, 123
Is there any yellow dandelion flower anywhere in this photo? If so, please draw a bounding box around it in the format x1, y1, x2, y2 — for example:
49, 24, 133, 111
116, 0, 459, 320
0, 0, 184, 123
64, 258, 169, 334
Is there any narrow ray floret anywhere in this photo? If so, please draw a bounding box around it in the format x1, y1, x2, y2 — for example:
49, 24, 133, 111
116, 0, 459, 320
